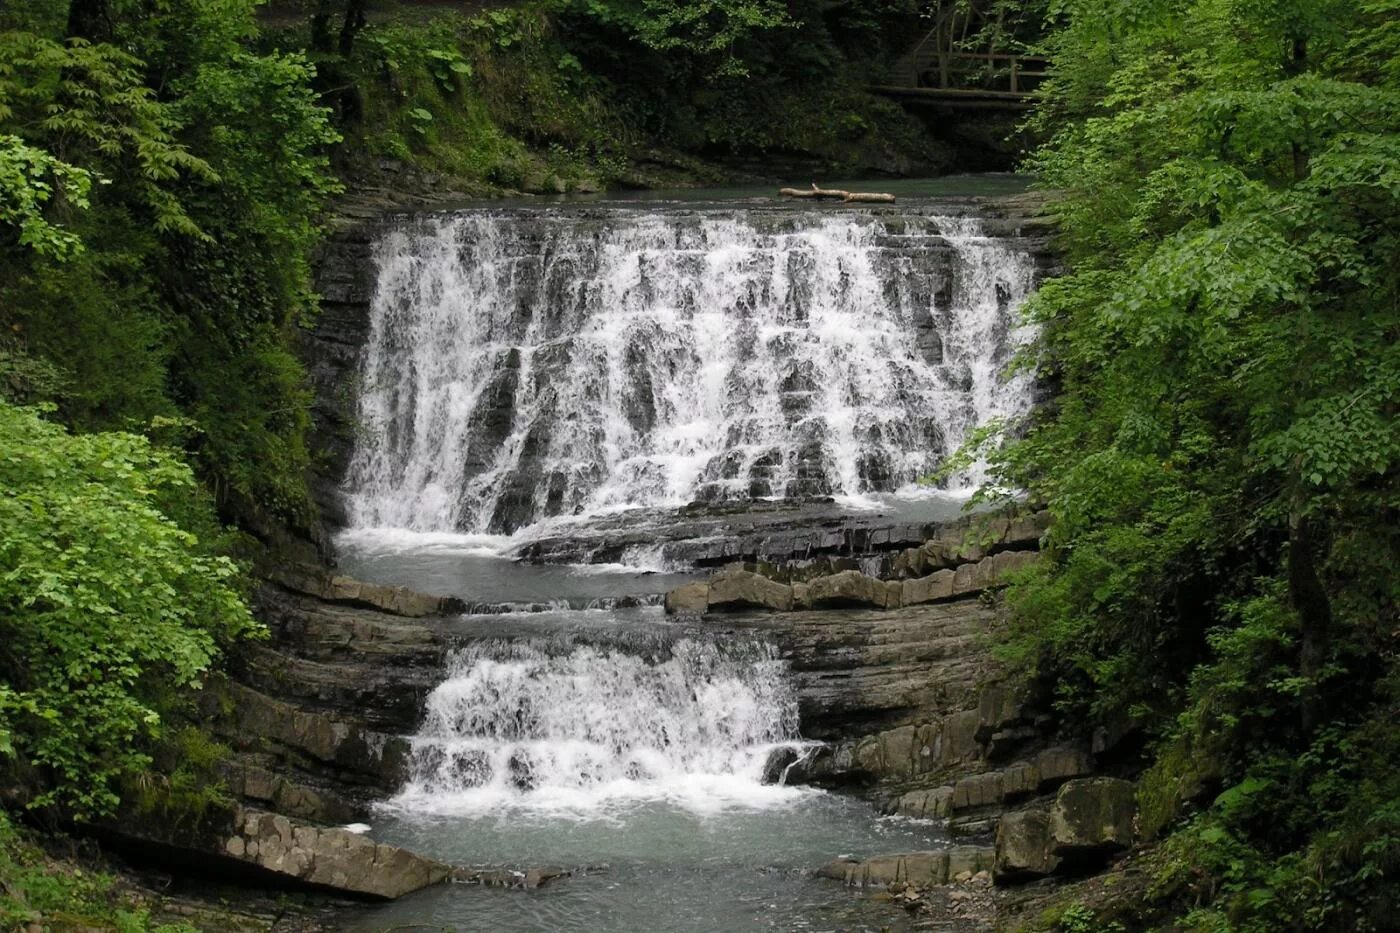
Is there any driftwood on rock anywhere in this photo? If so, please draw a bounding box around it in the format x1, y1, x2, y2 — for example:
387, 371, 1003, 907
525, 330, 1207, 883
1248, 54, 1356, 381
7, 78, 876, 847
779, 183, 896, 204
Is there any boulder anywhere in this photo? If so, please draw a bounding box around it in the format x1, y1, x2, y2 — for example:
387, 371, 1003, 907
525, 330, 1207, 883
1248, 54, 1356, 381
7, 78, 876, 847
227, 808, 450, 898
994, 809, 1060, 881
805, 570, 897, 609
1049, 778, 1137, 858
706, 568, 794, 612
663, 581, 709, 614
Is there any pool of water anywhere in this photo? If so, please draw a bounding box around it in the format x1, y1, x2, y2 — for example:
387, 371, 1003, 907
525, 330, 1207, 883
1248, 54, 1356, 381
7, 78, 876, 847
334, 526, 699, 606
348, 795, 948, 932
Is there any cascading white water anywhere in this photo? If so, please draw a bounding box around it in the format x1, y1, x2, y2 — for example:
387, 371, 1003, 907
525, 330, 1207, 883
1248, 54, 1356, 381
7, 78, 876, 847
388, 637, 808, 816
344, 207, 1037, 535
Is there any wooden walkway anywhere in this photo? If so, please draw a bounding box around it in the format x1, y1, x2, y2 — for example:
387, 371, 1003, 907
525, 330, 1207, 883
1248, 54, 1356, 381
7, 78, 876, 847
873, 7, 1047, 110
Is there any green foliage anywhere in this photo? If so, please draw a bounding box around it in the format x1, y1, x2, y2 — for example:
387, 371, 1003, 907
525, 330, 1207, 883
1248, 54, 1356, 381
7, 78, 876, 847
0, 809, 196, 931
0, 0, 340, 526
0, 135, 92, 258
976, 0, 1400, 926
0, 403, 261, 818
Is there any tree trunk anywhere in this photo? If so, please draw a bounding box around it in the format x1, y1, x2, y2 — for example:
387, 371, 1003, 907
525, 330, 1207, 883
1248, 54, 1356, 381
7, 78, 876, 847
310, 0, 336, 54
779, 184, 896, 204
338, 0, 368, 58
1290, 503, 1332, 735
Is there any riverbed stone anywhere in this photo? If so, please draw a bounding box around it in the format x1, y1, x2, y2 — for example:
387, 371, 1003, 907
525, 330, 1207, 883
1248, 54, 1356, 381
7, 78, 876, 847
706, 568, 793, 612
663, 581, 709, 614
817, 851, 954, 888
1049, 778, 1137, 858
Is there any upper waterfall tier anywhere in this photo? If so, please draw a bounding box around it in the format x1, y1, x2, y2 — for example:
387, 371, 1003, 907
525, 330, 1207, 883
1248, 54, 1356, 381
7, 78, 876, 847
344, 206, 1038, 535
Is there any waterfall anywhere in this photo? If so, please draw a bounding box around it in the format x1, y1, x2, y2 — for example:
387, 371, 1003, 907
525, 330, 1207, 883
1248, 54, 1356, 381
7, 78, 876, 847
343, 207, 1037, 535
388, 637, 809, 816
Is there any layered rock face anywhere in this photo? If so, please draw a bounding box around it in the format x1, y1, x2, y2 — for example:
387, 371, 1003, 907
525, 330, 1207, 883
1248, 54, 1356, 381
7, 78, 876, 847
662, 506, 1140, 888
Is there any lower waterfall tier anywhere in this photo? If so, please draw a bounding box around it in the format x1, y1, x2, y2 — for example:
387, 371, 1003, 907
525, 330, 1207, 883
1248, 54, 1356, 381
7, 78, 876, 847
389, 636, 807, 817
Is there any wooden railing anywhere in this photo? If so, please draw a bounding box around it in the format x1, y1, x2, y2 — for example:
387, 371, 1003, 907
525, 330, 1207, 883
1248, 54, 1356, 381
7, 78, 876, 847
876, 13, 1049, 108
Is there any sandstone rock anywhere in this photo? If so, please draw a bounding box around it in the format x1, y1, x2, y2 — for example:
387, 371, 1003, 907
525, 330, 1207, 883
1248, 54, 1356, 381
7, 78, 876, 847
227, 683, 409, 788
805, 570, 893, 609
891, 546, 929, 578
994, 808, 1061, 881
877, 725, 919, 776
706, 568, 793, 612
977, 684, 1024, 738
986, 726, 1039, 760
817, 851, 965, 888
941, 710, 983, 767
896, 786, 953, 819
1034, 746, 1093, 788
1049, 778, 1137, 858
663, 581, 709, 614
230, 808, 451, 898
270, 566, 465, 618
901, 569, 955, 606
1001, 761, 1038, 798
952, 771, 1004, 812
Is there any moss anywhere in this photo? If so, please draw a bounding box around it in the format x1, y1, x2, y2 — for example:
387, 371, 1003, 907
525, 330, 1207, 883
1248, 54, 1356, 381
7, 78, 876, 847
0, 811, 197, 932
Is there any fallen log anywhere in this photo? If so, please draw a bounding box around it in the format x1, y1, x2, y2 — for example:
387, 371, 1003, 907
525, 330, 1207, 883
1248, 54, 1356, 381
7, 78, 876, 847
779, 183, 896, 204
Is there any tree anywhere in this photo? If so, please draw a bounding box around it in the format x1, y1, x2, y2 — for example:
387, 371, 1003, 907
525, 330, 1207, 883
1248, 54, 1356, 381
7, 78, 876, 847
977, 0, 1400, 925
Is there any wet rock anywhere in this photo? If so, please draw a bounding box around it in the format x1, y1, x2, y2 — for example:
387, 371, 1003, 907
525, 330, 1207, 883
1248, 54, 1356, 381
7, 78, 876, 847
706, 567, 794, 612
663, 581, 709, 614
1049, 778, 1137, 859
456, 865, 579, 889
268, 565, 466, 618
760, 746, 802, 784
994, 808, 1061, 881
228, 808, 451, 898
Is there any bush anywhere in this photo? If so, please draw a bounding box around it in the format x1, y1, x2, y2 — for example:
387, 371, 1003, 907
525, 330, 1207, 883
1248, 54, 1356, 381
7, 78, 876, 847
0, 403, 261, 818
